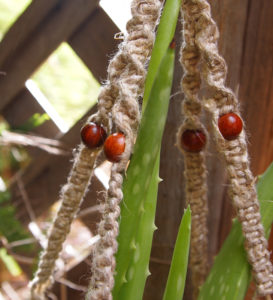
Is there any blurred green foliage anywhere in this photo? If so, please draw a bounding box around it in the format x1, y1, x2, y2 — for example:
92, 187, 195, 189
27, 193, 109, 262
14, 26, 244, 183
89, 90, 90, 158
0, 248, 22, 276
0, 192, 32, 252
0, 0, 31, 40
13, 113, 50, 132
32, 43, 100, 128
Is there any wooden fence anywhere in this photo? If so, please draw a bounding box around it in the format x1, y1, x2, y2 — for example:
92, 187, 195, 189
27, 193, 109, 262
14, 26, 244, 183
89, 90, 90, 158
0, 0, 273, 299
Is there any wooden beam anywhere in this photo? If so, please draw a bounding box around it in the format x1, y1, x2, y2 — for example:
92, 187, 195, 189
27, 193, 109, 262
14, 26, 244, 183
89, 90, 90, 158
69, 7, 120, 81
210, 0, 250, 90
2, 88, 59, 138
0, 0, 99, 111
0, 0, 60, 67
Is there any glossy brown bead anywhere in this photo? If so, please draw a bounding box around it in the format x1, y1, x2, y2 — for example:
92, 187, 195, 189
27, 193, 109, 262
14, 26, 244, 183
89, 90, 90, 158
218, 112, 243, 140
81, 122, 107, 148
180, 130, 206, 152
104, 133, 125, 162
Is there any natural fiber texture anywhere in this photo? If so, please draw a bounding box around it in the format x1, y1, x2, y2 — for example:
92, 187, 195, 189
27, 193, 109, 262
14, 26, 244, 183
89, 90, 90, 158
177, 2, 208, 297
30, 146, 100, 300
188, 0, 273, 296
91, 0, 162, 133
86, 1, 162, 299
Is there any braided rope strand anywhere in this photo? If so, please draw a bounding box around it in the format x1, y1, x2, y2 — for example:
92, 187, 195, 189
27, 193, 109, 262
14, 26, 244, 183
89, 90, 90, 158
31, 1, 162, 298
190, 0, 273, 295
177, 2, 208, 296
30, 146, 100, 300
92, 1, 162, 132
86, 1, 162, 299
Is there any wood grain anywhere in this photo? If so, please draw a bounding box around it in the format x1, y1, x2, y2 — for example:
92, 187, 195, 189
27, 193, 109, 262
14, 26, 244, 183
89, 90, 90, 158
239, 0, 273, 175
2, 88, 59, 138
69, 7, 120, 81
0, 0, 99, 111
0, 0, 59, 67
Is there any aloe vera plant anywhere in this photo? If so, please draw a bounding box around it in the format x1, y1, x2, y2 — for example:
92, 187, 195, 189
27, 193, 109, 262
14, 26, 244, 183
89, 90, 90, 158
113, 43, 175, 300
113, 0, 183, 298
142, 0, 182, 108
163, 206, 191, 300
199, 162, 273, 300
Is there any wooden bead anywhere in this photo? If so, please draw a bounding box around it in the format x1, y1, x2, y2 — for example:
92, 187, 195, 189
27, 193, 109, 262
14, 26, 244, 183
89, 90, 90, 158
81, 122, 107, 148
104, 133, 125, 162
218, 112, 243, 140
180, 129, 206, 152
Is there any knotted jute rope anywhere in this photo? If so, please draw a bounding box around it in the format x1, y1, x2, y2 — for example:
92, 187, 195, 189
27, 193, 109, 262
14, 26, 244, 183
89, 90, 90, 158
187, 0, 273, 296
30, 1, 162, 299
30, 146, 100, 299
86, 1, 162, 299
176, 0, 208, 297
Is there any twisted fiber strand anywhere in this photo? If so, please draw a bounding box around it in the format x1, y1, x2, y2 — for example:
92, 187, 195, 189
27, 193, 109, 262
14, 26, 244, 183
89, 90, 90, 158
177, 1, 209, 296
31, 0, 162, 298
181, 146, 208, 298
30, 146, 100, 300
87, 1, 162, 299
191, 0, 273, 295
91, 0, 162, 132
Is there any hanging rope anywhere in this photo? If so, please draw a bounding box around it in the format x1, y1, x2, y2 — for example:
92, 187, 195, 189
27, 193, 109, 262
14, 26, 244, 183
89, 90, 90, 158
86, 1, 162, 299
188, 0, 273, 296
177, 1, 208, 297
31, 1, 162, 298
31, 146, 100, 299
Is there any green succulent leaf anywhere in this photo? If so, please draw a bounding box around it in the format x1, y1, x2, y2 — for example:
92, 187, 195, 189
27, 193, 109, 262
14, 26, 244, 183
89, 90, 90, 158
163, 206, 191, 300
113, 44, 175, 300
113, 0, 182, 298
198, 162, 273, 300
142, 0, 182, 110
116, 154, 160, 299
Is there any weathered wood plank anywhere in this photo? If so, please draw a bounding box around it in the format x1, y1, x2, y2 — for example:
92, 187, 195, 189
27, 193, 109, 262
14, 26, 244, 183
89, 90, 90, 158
0, 0, 99, 111
0, 0, 60, 67
239, 0, 273, 175
239, 3, 273, 298
69, 7, 120, 81
2, 88, 59, 138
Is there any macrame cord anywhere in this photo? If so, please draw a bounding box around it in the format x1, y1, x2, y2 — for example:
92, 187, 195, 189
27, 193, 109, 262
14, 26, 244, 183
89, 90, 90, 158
182, 0, 273, 297
176, 0, 209, 297
30, 146, 100, 300
30, 0, 162, 299
86, 1, 162, 299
